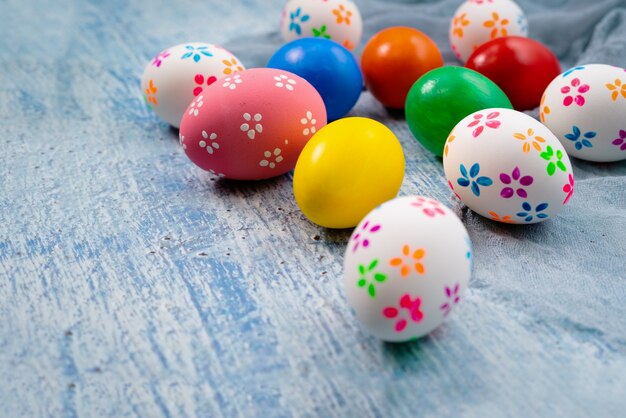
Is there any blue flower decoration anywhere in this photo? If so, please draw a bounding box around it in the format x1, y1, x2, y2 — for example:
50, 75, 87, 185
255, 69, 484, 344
565, 125, 595, 150
517, 14, 528, 33
289, 7, 310, 35
457, 163, 493, 197
181, 45, 213, 63
516, 202, 549, 222
562, 66, 585, 78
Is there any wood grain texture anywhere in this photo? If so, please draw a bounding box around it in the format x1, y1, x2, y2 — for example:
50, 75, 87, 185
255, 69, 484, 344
1, 0, 625, 417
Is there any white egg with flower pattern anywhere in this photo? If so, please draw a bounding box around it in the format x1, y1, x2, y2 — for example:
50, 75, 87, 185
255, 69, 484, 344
141, 42, 245, 128
280, 0, 362, 51
449, 0, 528, 63
443, 108, 574, 224
343, 196, 472, 342
540, 64, 626, 162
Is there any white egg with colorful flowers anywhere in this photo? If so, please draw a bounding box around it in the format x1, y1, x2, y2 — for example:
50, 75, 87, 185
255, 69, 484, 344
443, 108, 574, 224
540, 64, 626, 162
343, 196, 472, 342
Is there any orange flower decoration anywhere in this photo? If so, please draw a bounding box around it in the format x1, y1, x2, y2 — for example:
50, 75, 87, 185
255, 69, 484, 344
390, 245, 425, 278
145, 79, 158, 107
606, 78, 626, 101
539, 93, 550, 123
452, 13, 470, 38
488, 211, 515, 224
343, 39, 355, 50
332, 4, 352, 25
444, 134, 455, 157
483, 12, 509, 39
514, 128, 545, 153
222, 58, 243, 75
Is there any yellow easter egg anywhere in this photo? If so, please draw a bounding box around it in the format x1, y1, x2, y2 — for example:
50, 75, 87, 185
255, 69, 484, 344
293, 117, 405, 228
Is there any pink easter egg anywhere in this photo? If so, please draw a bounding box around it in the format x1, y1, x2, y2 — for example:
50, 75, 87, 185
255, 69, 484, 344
179, 68, 327, 180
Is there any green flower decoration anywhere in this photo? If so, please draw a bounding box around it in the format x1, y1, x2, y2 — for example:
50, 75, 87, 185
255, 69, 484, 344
357, 259, 387, 298
540, 145, 567, 176
312, 25, 331, 39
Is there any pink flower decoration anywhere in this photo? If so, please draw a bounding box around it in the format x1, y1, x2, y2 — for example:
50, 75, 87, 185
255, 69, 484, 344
562, 174, 574, 205
383, 294, 424, 332
193, 74, 218, 97
467, 111, 501, 138
440, 284, 461, 316
152, 50, 170, 68
351, 220, 381, 252
448, 180, 461, 200
411, 197, 446, 217
561, 78, 590, 107
612, 129, 626, 151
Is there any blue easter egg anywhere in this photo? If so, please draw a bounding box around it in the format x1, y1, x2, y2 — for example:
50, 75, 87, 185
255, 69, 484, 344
268, 38, 363, 121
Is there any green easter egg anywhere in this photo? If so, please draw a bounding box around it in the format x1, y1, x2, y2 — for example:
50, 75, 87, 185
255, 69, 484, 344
405, 66, 513, 157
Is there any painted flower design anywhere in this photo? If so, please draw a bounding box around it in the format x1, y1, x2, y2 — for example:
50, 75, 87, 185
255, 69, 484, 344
187, 95, 203, 117
444, 134, 455, 157
144, 79, 158, 107
517, 14, 528, 33
300, 111, 317, 136
383, 293, 424, 332
488, 211, 515, 224
467, 111, 501, 138
274, 74, 296, 91
565, 126, 596, 150
483, 12, 510, 39
448, 180, 462, 200
240, 113, 263, 139
540, 146, 567, 176
452, 13, 470, 38
606, 78, 626, 101
612, 129, 626, 151
562, 174, 574, 205
499, 166, 533, 199
342, 39, 355, 50
151, 50, 170, 67
357, 259, 387, 298
222, 74, 242, 90
457, 163, 493, 197
289, 7, 310, 35
561, 77, 589, 106
193, 74, 217, 96
390, 245, 425, 277
222, 58, 243, 75
332, 4, 353, 25
199, 131, 219, 154
562, 66, 585, 78
208, 169, 225, 178
259, 148, 283, 169
539, 94, 550, 123
440, 284, 461, 316
179, 134, 186, 149
516, 202, 549, 222
411, 197, 445, 217
351, 220, 381, 252
181, 45, 213, 63
514, 128, 546, 153
312, 25, 331, 39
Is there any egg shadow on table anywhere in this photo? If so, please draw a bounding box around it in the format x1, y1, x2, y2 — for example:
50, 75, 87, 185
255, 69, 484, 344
211, 174, 292, 197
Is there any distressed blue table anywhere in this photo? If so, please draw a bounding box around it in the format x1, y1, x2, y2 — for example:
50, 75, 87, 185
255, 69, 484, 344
1, 0, 625, 416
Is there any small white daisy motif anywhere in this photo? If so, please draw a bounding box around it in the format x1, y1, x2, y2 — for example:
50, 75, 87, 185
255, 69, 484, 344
188, 95, 204, 117
209, 169, 225, 178
240, 113, 263, 140
300, 111, 317, 136
259, 148, 284, 169
199, 131, 219, 154
274, 75, 296, 91
222, 74, 242, 90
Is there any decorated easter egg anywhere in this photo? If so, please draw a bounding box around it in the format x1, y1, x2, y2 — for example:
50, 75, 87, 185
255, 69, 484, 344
179, 68, 326, 180
443, 108, 574, 224
280, 0, 362, 51
293, 117, 405, 228
141, 42, 245, 128
466, 36, 561, 111
405, 66, 512, 157
449, 0, 528, 64
267, 38, 362, 121
343, 196, 472, 342
540, 64, 626, 162
361, 27, 443, 109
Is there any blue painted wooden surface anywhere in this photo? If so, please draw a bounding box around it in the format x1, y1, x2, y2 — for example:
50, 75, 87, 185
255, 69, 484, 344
1, 0, 625, 416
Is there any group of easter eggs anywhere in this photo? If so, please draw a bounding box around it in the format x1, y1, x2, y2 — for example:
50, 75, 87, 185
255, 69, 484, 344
141, 0, 626, 342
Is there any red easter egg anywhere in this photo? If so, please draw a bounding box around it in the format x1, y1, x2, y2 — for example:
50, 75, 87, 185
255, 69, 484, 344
179, 68, 326, 180
466, 36, 561, 111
